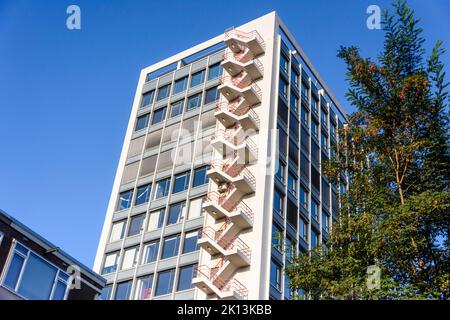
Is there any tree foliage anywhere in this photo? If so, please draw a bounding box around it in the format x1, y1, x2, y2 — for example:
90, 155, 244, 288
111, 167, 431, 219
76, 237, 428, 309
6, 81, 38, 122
286, 0, 449, 300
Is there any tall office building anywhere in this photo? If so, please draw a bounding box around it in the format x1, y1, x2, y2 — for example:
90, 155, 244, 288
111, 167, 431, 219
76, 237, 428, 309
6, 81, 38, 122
94, 12, 347, 300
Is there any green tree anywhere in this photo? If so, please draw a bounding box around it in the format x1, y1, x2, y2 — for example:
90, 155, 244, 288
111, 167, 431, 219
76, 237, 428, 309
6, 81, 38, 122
286, 0, 449, 300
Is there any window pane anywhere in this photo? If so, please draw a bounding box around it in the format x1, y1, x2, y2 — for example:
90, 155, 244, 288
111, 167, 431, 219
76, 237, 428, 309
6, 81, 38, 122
154, 178, 170, 199
208, 64, 222, 80
18, 253, 57, 300
135, 114, 149, 131
103, 252, 118, 274
121, 247, 138, 270
148, 209, 165, 230
190, 70, 205, 88
128, 215, 145, 237
162, 235, 180, 259
170, 100, 184, 118
135, 184, 151, 206
136, 275, 154, 300
187, 197, 203, 219
192, 166, 208, 187
52, 280, 67, 300
109, 221, 125, 242
270, 260, 281, 290
182, 231, 199, 254
155, 269, 175, 296
118, 190, 133, 210
143, 241, 159, 264
187, 93, 202, 110
140, 91, 154, 108
98, 285, 112, 300
167, 202, 186, 225
177, 265, 196, 291
152, 107, 167, 125
204, 86, 219, 104
3, 253, 25, 290
157, 84, 171, 101
114, 281, 132, 300
174, 77, 187, 94
172, 172, 190, 193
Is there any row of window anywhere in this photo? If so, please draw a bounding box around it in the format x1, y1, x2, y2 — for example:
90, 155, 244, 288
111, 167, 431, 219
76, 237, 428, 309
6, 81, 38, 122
117, 166, 209, 211
1, 242, 70, 300
100, 263, 197, 300
140, 63, 223, 109
103, 229, 200, 275
135, 86, 220, 132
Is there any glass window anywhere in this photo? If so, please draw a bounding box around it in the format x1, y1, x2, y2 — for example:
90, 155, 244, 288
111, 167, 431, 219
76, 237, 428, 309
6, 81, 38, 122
311, 200, 319, 221
121, 246, 139, 270
172, 171, 190, 194
208, 63, 222, 80
311, 229, 319, 249
154, 178, 170, 199
162, 235, 180, 259
286, 236, 295, 262
102, 252, 119, 274
270, 259, 282, 290
157, 84, 171, 101
140, 90, 155, 108
136, 274, 154, 300
300, 218, 308, 241
174, 77, 188, 94
279, 78, 288, 99
155, 269, 175, 296
291, 70, 299, 88
280, 54, 288, 73
322, 211, 329, 232
312, 120, 318, 138
287, 198, 298, 229
192, 166, 209, 187
118, 190, 133, 211
114, 280, 132, 300
321, 133, 328, 151
182, 230, 199, 254
272, 223, 283, 252
273, 189, 284, 217
135, 184, 151, 206
278, 126, 287, 156
288, 173, 297, 197
311, 97, 318, 114
128, 214, 145, 237
148, 209, 165, 230
289, 113, 299, 140
321, 109, 328, 127
190, 70, 205, 88
284, 274, 292, 300
204, 86, 220, 104
186, 93, 202, 110
187, 197, 204, 219
300, 186, 308, 210
109, 220, 125, 243
135, 114, 149, 131
276, 161, 285, 183
290, 94, 298, 112
152, 107, 167, 125
177, 264, 196, 291
167, 202, 186, 225
98, 284, 113, 300
301, 83, 308, 100
170, 99, 184, 118
143, 241, 159, 264
301, 105, 308, 126
3, 252, 25, 289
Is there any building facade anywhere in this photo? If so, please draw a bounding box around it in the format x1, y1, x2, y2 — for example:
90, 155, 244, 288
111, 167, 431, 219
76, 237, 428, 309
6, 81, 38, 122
94, 12, 347, 300
0, 209, 105, 300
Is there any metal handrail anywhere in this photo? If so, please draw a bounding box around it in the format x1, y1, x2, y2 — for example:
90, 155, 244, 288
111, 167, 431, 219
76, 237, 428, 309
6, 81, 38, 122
223, 52, 264, 75
200, 226, 252, 261
220, 73, 262, 100
224, 29, 266, 51
195, 265, 248, 299
205, 191, 254, 223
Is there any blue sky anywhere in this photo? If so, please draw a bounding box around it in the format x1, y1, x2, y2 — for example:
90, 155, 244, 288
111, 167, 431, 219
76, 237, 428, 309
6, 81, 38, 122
0, 0, 449, 268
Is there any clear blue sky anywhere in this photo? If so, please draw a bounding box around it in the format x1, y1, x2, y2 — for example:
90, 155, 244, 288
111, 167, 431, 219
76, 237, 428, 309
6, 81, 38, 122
1, 0, 449, 268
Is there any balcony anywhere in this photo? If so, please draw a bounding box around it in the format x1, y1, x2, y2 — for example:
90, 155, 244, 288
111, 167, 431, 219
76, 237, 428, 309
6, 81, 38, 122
222, 51, 264, 80
219, 74, 262, 105
215, 99, 260, 131
224, 28, 265, 57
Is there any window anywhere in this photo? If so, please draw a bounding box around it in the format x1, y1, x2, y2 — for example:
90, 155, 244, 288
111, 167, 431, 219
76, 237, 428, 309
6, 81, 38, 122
152, 107, 167, 125
276, 161, 285, 183
192, 166, 209, 187
291, 70, 299, 88
278, 126, 287, 156
278, 98, 288, 125
135, 274, 154, 300
286, 235, 295, 262
273, 189, 284, 217
289, 113, 299, 140
162, 235, 180, 259
167, 202, 186, 225
0, 231, 3, 246
135, 184, 151, 206
311, 120, 318, 138
311, 200, 319, 221
157, 84, 171, 101
301, 105, 308, 126
114, 280, 132, 300
284, 274, 292, 300
143, 241, 159, 264
204, 86, 220, 104
287, 198, 298, 229
155, 269, 175, 296
272, 223, 283, 252
177, 264, 196, 291
279, 78, 288, 99
174, 77, 188, 94
170, 100, 184, 118
154, 178, 170, 199
186, 93, 202, 110
135, 114, 149, 131
208, 63, 222, 80
140, 90, 155, 108
300, 186, 308, 210
322, 211, 330, 233
270, 259, 282, 290
280, 54, 288, 73
311, 97, 318, 114
311, 229, 319, 249
300, 218, 308, 241
109, 220, 125, 243
98, 284, 112, 300
188, 197, 204, 219
290, 94, 298, 112
321, 133, 328, 151
121, 246, 139, 270
118, 190, 133, 210
182, 231, 199, 253
128, 214, 145, 237
321, 109, 328, 127
301, 84, 308, 101
148, 209, 165, 230
172, 171, 190, 194
190, 70, 205, 88
2, 243, 70, 300
287, 173, 297, 197
102, 252, 119, 274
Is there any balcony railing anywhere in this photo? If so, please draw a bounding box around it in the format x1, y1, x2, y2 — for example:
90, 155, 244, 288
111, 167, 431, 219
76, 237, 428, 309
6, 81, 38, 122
205, 191, 254, 223
223, 52, 264, 75
220, 74, 262, 100
195, 265, 249, 299
216, 100, 260, 127
224, 29, 266, 51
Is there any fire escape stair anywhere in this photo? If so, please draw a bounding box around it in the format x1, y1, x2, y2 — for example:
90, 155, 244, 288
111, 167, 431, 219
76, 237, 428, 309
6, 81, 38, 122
215, 99, 260, 132
221, 53, 264, 80
224, 29, 266, 57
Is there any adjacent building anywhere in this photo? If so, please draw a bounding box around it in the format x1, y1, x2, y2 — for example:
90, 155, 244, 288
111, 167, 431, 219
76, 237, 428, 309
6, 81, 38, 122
0, 209, 105, 300
94, 12, 347, 300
